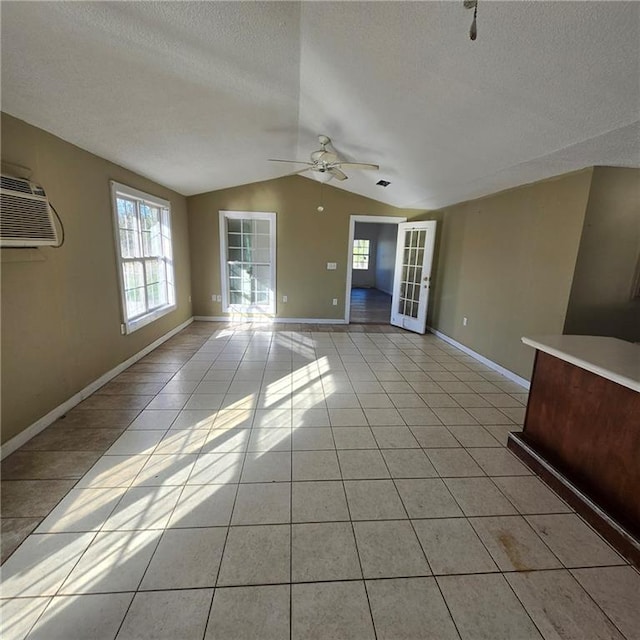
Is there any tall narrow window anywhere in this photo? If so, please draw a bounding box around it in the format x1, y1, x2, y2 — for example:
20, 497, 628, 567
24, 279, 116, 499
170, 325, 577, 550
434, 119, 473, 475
219, 211, 276, 314
352, 239, 370, 270
111, 182, 175, 333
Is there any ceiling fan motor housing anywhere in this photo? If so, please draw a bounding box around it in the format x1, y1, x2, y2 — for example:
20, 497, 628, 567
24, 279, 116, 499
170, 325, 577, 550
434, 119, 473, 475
268, 133, 377, 182
311, 150, 337, 165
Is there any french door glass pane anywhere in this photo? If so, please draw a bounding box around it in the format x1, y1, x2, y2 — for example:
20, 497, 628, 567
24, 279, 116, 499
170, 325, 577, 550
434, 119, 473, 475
252, 249, 270, 263
225, 215, 273, 310
255, 220, 270, 234
398, 228, 425, 318
255, 233, 270, 249
253, 265, 271, 289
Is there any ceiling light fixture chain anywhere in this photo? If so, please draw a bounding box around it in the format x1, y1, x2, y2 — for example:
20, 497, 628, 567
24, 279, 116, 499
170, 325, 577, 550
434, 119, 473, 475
317, 181, 325, 213
464, 0, 478, 41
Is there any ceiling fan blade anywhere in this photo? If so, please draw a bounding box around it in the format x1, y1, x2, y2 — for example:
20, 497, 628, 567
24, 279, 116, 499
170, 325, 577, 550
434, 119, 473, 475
335, 162, 379, 171
268, 159, 314, 165
329, 167, 348, 181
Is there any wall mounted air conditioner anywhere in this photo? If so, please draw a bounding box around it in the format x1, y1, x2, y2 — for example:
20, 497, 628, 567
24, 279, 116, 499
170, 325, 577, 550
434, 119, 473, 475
0, 174, 59, 247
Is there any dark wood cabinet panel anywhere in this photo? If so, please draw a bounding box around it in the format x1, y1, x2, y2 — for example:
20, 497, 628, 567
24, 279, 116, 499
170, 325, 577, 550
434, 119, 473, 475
520, 350, 640, 539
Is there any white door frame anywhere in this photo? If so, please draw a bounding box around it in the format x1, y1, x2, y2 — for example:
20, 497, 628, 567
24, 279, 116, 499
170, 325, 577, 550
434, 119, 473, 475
344, 215, 407, 323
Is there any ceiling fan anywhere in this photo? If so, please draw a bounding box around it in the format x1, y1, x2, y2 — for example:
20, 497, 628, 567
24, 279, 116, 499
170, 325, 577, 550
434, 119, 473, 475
269, 135, 379, 181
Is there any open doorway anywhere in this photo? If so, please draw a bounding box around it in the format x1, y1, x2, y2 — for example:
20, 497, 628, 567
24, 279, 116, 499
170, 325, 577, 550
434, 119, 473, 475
345, 215, 406, 323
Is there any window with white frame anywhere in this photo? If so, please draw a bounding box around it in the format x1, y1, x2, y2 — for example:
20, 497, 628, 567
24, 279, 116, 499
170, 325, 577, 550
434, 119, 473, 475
352, 239, 370, 270
219, 211, 276, 314
111, 182, 176, 333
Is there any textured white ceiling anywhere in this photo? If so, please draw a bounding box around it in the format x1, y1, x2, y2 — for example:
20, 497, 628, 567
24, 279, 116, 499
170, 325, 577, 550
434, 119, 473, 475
1, 1, 638, 209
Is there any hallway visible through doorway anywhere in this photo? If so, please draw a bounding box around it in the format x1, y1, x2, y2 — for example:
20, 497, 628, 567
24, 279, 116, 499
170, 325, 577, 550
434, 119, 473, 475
350, 288, 392, 323
348, 218, 400, 324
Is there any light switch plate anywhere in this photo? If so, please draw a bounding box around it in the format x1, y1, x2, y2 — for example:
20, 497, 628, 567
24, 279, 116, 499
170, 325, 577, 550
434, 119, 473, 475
327, 262, 337, 270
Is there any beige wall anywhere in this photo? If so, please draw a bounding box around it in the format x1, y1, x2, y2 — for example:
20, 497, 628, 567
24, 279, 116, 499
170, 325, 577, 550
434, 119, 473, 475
424, 169, 593, 380
1, 114, 192, 445
564, 167, 640, 342
2, 111, 618, 447
187, 176, 421, 319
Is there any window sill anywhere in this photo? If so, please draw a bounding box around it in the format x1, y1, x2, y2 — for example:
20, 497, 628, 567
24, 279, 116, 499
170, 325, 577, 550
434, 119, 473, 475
124, 303, 176, 334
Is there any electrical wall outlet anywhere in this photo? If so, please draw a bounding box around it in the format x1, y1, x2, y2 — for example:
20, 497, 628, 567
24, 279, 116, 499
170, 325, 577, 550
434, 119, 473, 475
332, 298, 338, 306
282, 295, 288, 303
327, 262, 337, 270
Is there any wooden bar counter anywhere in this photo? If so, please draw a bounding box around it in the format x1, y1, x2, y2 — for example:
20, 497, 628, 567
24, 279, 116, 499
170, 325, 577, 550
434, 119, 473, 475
508, 335, 640, 566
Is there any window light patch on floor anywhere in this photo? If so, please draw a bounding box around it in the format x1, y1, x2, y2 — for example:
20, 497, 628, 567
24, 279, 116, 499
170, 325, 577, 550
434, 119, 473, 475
8, 325, 630, 640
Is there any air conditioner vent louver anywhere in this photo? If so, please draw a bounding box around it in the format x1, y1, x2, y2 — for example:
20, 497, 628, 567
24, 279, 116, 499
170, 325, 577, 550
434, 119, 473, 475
0, 175, 34, 194
1, 174, 59, 247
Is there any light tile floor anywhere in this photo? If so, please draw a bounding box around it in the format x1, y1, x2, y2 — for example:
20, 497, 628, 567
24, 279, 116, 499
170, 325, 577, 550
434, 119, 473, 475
1, 323, 638, 640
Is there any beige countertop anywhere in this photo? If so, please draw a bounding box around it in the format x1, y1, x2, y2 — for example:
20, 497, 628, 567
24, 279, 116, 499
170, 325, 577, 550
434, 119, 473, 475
522, 335, 640, 393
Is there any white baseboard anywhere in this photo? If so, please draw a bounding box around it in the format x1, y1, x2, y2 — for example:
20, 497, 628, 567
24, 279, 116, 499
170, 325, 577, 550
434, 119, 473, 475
427, 326, 530, 390
1, 317, 194, 460
194, 316, 347, 325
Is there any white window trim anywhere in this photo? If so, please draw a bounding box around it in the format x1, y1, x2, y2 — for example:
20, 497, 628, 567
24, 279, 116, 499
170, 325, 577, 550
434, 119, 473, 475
110, 181, 176, 334
352, 238, 371, 270
219, 210, 276, 315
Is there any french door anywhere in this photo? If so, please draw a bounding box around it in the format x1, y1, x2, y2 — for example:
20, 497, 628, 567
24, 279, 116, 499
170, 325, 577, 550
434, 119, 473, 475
390, 221, 437, 334
219, 211, 276, 314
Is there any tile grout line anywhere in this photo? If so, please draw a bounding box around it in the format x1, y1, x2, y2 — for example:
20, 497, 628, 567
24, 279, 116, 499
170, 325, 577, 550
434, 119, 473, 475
2, 323, 632, 639
5, 563, 637, 601
395, 336, 629, 640
110, 352, 218, 640
194, 328, 253, 640
332, 402, 379, 640
375, 434, 465, 640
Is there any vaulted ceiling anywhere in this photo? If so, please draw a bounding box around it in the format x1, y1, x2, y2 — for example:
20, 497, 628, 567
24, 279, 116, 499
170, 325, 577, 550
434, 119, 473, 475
1, 1, 638, 209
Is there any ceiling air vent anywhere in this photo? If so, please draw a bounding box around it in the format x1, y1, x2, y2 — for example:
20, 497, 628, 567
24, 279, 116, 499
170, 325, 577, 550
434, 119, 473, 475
0, 174, 59, 247
376, 180, 391, 187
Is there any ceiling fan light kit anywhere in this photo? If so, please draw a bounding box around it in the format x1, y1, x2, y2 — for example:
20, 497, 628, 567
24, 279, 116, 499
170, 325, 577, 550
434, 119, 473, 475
269, 135, 379, 183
